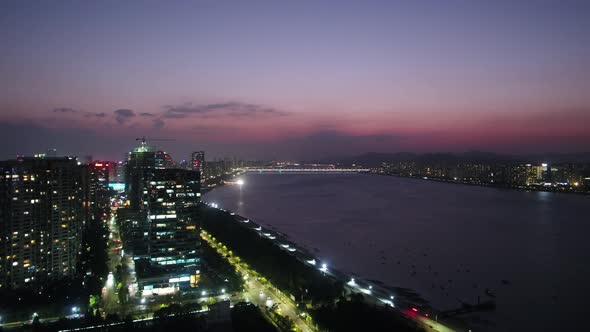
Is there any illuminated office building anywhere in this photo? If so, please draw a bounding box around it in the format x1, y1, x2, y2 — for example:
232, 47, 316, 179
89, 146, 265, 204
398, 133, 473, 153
155, 151, 174, 169
126, 141, 155, 211
136, 168, 201, 295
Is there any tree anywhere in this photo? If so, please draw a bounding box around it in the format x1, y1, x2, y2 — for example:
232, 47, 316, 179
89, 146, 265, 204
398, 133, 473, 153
89, 295, 100, 314
31, 316, 41, 332
118, 284, 129, 305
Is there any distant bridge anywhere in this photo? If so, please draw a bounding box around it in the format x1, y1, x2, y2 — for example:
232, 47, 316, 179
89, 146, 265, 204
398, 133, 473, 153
240, 168, 370, 173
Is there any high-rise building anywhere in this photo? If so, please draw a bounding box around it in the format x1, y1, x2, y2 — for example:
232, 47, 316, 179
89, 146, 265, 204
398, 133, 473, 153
125, 141, 155, 211
155, 151, 174, 169
204, 158, 236, 178
191, 151, 205, 179
136, 168, 201, 295
0, 157, 84, 289
82, 162, 112, 227
89, 161, 111, 186
112, 161, 126, 184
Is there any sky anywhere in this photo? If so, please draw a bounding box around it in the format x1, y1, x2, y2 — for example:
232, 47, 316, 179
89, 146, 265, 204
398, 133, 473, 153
1, 0, 589, 160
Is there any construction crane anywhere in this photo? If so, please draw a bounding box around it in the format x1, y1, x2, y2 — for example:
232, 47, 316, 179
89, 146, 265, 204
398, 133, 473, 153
135, 136, 176, 145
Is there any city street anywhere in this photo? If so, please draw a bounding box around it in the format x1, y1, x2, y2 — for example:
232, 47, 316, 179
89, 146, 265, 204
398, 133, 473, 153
102, 213, 131, 315
202, 231, 316, 332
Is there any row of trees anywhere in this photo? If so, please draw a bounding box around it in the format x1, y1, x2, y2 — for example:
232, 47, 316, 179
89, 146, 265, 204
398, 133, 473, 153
232, 302, 279, 332
17, 302, 279, 332
78, 215, 110, 314
200, 206, 344, 305
311, 294, 423, 332
200, 238, 244, 294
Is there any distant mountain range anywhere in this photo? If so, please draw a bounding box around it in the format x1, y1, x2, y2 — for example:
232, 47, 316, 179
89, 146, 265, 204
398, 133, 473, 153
313, 151, 590, 167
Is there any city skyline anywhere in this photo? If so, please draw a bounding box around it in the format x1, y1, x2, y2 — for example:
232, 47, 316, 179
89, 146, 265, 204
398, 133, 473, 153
2, 2, 590, 331
1, 0, 590, 160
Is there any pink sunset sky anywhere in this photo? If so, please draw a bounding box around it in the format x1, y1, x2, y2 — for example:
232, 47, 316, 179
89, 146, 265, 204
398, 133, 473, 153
1, 1, 589, 160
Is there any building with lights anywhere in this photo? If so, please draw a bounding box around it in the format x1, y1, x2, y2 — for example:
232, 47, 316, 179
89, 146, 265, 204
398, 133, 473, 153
0, 157, 85, 289
82, 161, 113, 228
155, 151, 174, 169
135, 168, 202, 295
125, 141, 155, 211
112, 161, 126, 184
191, 151, 205, 178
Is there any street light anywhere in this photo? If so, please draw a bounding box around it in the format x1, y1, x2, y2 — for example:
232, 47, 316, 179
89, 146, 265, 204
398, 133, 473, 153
201, 290, 207, 296
221, 288, 226, 294
320, 263, 328, 272
140, 298, 146, 304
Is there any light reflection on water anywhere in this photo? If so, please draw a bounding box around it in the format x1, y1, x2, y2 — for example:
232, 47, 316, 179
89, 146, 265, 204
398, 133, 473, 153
205, 173, 590, 331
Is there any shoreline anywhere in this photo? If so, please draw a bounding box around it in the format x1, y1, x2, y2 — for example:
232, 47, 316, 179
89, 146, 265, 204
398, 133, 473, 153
200, 170, 244, 194
199, 189, 478, 331
370, 171, 590, 196
201, 204, 470, 331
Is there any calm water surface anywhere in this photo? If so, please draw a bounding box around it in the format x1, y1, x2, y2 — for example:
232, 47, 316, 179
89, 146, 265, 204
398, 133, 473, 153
204, 174, 590, 331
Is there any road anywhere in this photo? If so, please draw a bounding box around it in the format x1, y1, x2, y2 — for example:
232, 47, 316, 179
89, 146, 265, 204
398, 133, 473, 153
0, 315, 80, 330
202, 231, 316, 332
205, 203, 460, 332
102, 213, 133, 315
1, 201, 456, 332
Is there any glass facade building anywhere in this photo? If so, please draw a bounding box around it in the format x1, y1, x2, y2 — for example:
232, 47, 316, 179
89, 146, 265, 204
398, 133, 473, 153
136, 168, 202, 294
